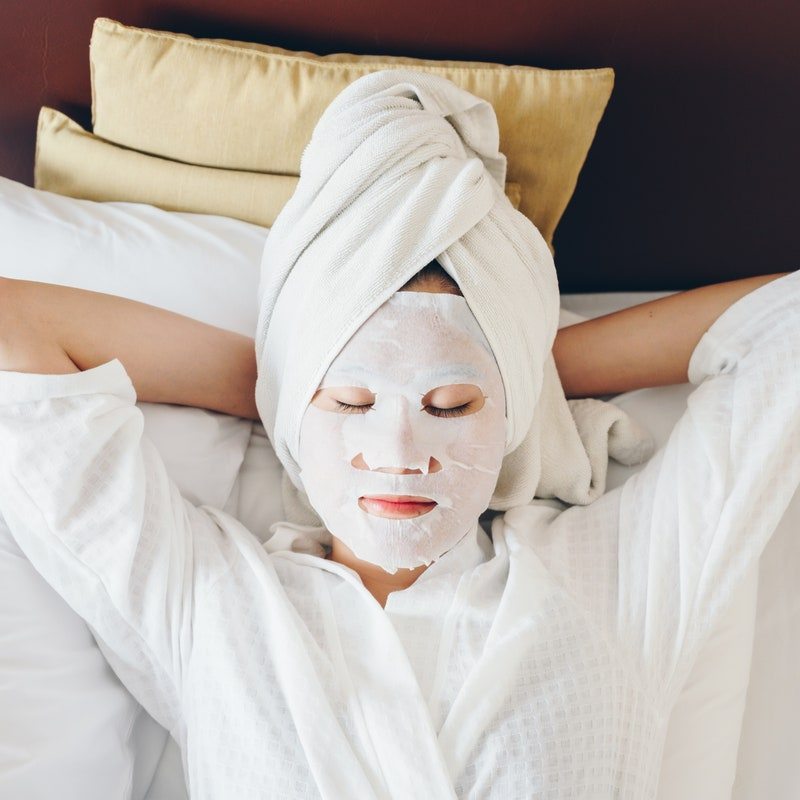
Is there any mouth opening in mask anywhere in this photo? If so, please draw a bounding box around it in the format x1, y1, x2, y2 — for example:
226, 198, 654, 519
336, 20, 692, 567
359, 495, 438, 519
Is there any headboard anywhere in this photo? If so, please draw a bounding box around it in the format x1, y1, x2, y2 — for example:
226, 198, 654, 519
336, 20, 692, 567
1, 1, 796, 292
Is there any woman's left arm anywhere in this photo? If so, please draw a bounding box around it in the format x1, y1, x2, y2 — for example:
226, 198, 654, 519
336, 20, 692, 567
552, 271, 792, 399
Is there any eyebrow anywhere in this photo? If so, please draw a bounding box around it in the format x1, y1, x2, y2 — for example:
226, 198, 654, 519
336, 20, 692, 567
324, 362, 481, 387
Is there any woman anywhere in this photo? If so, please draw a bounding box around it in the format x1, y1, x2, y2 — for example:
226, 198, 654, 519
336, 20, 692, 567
1, 68, 799, 797
0, 260, 797, 799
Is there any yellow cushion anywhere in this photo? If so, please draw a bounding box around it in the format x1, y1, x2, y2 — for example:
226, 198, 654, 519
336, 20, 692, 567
88, 17, 613, 248
34, 107, 522, 225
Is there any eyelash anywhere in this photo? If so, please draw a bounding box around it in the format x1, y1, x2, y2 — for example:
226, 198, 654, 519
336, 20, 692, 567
333, 400, 472, 418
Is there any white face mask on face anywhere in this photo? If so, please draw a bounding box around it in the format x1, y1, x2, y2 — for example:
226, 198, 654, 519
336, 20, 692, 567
297, 290, 507, 574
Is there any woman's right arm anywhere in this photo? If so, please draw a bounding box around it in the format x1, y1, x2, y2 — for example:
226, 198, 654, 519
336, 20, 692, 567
552, 271, 790, 399
543, 269, 800, 702
0, 277, 259, 419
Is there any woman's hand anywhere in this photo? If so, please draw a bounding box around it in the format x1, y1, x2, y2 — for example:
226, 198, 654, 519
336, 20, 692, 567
552, 271, 791, 399
0, 277, 259, 420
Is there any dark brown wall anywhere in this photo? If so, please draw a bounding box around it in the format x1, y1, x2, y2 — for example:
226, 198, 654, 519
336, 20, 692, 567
1, 0, 797, 291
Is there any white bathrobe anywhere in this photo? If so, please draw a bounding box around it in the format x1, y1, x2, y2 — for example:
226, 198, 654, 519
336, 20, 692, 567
1, 270, 799, 799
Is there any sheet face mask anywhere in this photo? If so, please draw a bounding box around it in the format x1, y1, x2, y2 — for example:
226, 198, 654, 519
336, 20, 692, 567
297, 290, 507, 574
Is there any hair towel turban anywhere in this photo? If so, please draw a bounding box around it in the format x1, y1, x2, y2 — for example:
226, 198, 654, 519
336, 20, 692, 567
254, 68, 654, 527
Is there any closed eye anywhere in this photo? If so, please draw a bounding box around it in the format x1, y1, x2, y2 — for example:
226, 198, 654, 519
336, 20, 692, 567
333, 400, 472, 417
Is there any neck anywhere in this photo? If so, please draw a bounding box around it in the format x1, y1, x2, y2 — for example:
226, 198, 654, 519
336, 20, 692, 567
327, 537, 429, 608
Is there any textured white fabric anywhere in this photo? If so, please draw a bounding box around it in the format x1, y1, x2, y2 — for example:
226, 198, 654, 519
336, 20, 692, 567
1, 270, 797, 798
253, 68, 654, 516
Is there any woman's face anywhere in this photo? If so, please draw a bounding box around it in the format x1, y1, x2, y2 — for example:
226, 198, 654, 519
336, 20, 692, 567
296, 290, 507, 574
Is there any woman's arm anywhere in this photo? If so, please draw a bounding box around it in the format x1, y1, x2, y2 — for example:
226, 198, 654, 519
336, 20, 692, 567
552, 271, 792, 399
0, 277, 259, 419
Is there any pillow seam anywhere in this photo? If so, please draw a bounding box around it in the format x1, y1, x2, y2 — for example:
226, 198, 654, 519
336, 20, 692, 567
93, 19, 614, 79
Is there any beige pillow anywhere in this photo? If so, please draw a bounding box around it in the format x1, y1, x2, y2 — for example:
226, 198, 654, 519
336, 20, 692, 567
34, 107, 521, 225
35, 107, 296, 225
89, 17, 613, 250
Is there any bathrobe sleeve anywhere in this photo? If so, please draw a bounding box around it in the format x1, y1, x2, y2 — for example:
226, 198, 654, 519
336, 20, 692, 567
526, 269, 800, 700
0, 359, 240, 734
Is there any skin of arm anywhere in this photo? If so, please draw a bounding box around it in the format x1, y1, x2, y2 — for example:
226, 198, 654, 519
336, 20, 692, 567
0, 277, 259, 420
552, 271, 792, 399
0, 271, 790, 418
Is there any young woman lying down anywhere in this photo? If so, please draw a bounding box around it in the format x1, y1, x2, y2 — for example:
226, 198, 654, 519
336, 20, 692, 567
0, 69, 798, 798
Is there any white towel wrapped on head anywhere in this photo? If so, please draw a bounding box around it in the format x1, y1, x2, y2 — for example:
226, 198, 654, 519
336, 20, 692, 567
254, 68, 654, 526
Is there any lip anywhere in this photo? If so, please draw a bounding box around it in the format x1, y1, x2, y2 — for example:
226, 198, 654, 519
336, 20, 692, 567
363, 494, 435, 503
359, 494, 438, 518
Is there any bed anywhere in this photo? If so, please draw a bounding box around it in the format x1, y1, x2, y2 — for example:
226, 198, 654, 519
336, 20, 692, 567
0, 5, 798, 799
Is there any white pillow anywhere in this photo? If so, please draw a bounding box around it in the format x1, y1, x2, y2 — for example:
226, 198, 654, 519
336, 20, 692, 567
0, 176, 269, 800
0, 176, 265, 334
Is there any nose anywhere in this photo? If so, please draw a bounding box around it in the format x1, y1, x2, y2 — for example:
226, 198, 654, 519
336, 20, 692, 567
354, 394, 444, 474
350, 454, 443, 473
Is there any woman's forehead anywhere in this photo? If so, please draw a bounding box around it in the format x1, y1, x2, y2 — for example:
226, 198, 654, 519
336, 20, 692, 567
352, 292, 484, 348
323, 302, 491, 380
318, 337, 502, 403
312, 290, 505, 397
322, 358, 483, 389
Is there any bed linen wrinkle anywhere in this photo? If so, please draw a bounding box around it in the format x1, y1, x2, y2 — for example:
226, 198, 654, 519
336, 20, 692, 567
0, 271, 798, 797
